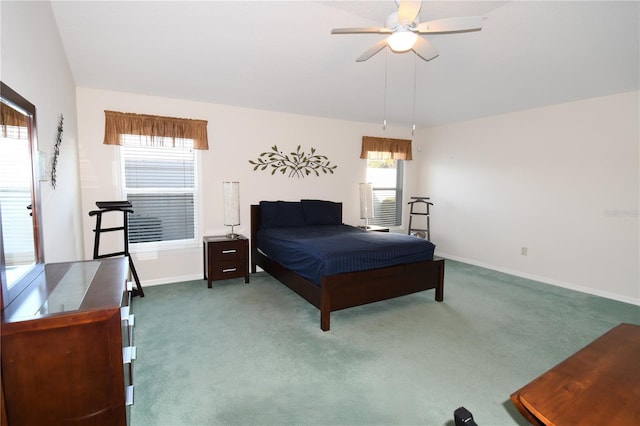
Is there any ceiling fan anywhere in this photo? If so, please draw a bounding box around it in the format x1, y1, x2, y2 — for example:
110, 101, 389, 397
331, 0, 486, 62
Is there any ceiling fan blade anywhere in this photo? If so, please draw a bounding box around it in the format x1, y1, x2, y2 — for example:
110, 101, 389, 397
331, 27, 391, 34
356, 38, 389, 62
398, 0, 422, 24
416, 16, 486, 34
412, 37, 439, 62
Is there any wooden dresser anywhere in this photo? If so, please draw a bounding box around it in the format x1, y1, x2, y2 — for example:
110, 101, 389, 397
1, 258, 134, 425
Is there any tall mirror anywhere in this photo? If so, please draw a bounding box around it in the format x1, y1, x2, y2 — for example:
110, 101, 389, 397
0, 82, 44, 309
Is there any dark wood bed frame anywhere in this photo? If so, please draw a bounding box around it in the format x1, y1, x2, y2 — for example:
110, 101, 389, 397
250, 204, 445, 331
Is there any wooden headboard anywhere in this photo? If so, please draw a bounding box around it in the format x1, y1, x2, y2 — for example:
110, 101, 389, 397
250, 204, 262, 252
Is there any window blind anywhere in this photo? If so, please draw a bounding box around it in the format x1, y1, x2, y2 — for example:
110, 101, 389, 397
121, 136, 197, 244
367, 159, 404, 227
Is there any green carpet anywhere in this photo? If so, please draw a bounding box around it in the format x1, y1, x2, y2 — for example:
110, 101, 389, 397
130, 260, 639, 426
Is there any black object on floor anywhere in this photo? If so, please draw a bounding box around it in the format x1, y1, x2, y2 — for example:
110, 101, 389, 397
454, 406, 478, 426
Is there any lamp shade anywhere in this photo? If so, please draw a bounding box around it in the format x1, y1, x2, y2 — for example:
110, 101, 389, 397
359, 183, 374, 220
223, 181, 240, 226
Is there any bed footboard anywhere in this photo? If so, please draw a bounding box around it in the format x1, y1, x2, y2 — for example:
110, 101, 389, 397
319, 258, 444, 331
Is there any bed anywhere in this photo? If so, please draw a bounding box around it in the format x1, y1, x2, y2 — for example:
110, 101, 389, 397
250, 200, 444, 331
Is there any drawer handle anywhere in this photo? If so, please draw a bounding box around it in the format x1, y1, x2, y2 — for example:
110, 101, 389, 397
222, 249, 237, 254
123, 346, 137, 363
120, 306, 130, 321
223, 268, 237, 273
125, 385, 134, 406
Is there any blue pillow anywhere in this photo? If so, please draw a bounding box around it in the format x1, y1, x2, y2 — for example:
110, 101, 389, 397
260, 201, 307, 228
301, 200, 342, 225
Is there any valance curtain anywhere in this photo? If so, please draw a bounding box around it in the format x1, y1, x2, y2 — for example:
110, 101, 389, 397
1, 102, 28, 138
103, 110, 209, 150
360, 136, 412, 160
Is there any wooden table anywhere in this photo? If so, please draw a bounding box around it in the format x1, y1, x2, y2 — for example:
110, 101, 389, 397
510, 323, 640, 425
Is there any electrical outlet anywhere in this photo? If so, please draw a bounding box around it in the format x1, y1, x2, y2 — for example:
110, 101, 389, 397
521, 247, 528, 256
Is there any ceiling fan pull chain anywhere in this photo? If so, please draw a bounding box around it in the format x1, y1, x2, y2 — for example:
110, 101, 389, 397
383, 49, 388, 131
412, 54, 417, 135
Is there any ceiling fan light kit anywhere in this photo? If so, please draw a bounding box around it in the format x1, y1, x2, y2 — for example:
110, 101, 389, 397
331, 0, 486, 62
388, 30, 417, 52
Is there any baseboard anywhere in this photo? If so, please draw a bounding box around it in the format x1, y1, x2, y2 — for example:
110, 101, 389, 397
138, 267, 267, 287
139, 273, 203, 287
436, 252, 640, 306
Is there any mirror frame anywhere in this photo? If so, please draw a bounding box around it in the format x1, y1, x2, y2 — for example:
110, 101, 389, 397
0, 81, 45, 310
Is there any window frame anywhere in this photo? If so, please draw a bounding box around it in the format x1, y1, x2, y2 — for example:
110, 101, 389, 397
118, 137, 201, 253
0, 82, 44, 310
366, 158, 405, 228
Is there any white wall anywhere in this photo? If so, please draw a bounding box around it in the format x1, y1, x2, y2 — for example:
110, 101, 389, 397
76, 88, 418, 285
417, 91, 639, 304
1, 0, 83, 263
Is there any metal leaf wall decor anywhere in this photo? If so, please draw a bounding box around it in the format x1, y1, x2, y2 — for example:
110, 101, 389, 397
51, 114, 63, 189
249, 145, 337, 178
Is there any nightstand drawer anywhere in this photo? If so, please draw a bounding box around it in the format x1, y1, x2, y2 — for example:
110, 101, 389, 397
209, 241, 245, 260
209, 260, 246, 280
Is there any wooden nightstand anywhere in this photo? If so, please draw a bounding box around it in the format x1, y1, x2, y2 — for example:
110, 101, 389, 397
203, 235, 249, 288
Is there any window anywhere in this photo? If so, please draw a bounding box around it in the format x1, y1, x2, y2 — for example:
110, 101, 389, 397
367, 158, 404, 227
103, 110, 208, 248
121, 135, 197, 245
360, 136, 411, 227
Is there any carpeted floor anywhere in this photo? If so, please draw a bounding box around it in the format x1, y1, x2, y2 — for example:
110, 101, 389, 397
130, 260, 639, 426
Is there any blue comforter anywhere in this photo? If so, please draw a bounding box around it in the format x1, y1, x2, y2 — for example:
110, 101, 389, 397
257, 225, 435, 286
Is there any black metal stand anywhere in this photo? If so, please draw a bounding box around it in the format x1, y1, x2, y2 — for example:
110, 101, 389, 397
89, 201, 144, 297
407, 196, 433, 240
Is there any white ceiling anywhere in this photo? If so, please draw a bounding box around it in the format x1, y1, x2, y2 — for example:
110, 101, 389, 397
51, 1, 640, 129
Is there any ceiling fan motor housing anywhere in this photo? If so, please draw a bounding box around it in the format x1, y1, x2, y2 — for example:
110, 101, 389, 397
386, 12, 420, 52
385, 11, 420, 31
